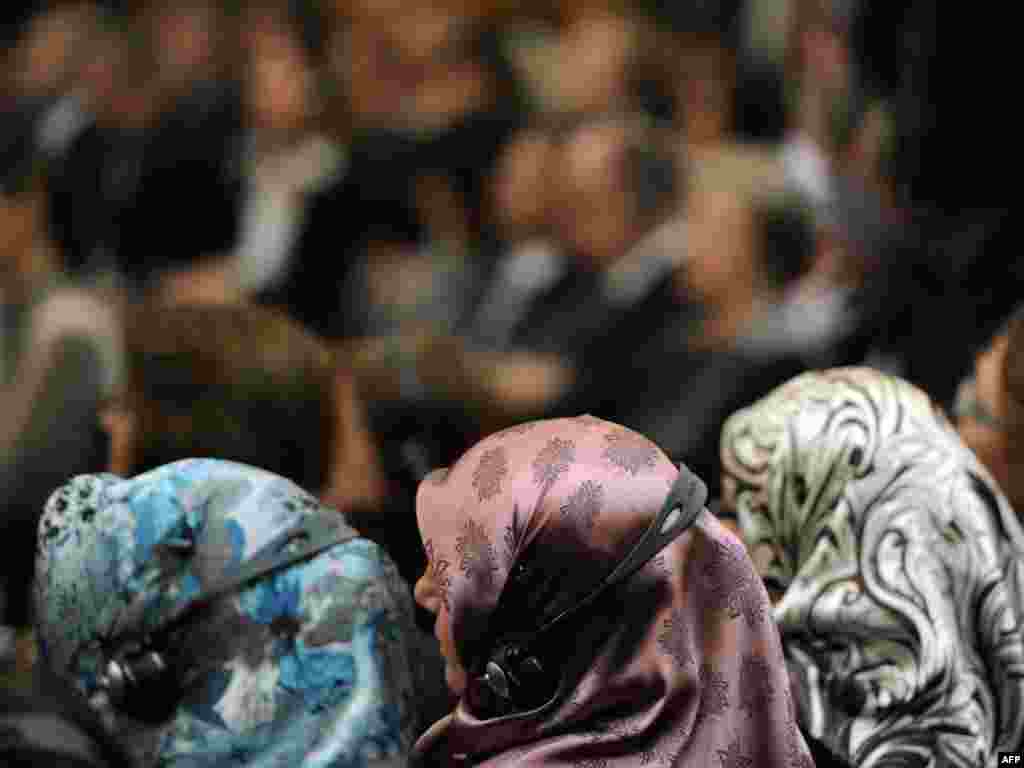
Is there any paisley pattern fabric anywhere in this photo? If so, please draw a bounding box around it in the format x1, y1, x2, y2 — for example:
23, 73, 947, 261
720, 367, 1024, 766
33, 459, 418, 767
413, 416, 810, 767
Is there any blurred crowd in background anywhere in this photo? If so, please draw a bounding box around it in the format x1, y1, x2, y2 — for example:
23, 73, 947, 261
0, 0, 1016, 666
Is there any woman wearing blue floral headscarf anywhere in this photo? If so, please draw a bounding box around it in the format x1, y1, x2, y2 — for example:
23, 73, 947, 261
33, 458, 419, 768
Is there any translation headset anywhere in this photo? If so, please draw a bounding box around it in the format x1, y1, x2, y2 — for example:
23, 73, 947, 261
470, 464, 709, 718
95, 514, 358, 723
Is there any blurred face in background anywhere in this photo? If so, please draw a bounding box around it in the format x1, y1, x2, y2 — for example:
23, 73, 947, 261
796, 4, 849, 92
555, 122, 636, 269
79, 28, 156, 130
679, 187, 756, 305
11, 4, 94, 98
146, 1, 222, 101
399, 5, 488, 131
555, 11, 634, 115
339, 2, 488, 133
331, 10, 405, 128
491, 129, 553, 240
246, 24, 317, 142
676, 35, 734, 146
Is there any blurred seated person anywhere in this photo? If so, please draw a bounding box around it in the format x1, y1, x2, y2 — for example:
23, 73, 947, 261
45, 13, 158, 277
34, 459, 420, 766
349, 114, 686, 439
102, 304, 386, 558
2, 107, 122, 627
339, 0, 526, 247
113, 1, 244, 293
243, 1, 529, 341
466, 122, 564, 348
955, 304, 1024, 511
720, 367, 1024, 766
340, 170, 480, 342
7, 3, 99, 158
159, 0, 344, 306
608, 148, 825, 495
656, 0, 745, 146
358, 142, 820, 502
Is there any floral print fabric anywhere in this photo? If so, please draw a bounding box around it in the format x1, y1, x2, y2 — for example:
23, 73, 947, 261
413, 416, 810, 767
34, 459, 418, 767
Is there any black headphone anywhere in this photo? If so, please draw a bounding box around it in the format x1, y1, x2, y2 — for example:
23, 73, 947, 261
469, 464, 708, 717
94, 514, 358, 723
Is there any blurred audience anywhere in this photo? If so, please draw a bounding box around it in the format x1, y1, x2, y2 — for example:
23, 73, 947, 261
621, 146, 824, 494
160, 0, 343, 305
351, 114, 684, 438
107, 303, 383, 514
1, 1, 1020, 764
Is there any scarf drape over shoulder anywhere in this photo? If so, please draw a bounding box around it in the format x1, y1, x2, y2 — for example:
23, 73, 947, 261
721, 367, 1024, 766
414, 416, 811, 767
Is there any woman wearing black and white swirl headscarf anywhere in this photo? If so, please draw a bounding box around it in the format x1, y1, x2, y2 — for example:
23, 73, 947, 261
720, 366, 1024, 767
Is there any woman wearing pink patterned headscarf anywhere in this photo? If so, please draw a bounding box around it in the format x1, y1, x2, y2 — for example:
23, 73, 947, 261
412, 416, 813, 767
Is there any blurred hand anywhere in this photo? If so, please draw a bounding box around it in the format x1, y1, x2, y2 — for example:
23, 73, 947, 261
321, 367, 388, 511
159, 260, 244, 306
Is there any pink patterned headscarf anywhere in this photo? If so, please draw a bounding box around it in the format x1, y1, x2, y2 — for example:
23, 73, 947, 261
413, 416, 813, 767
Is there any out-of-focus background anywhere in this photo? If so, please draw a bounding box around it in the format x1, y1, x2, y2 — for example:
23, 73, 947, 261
1, 0, 1016, 649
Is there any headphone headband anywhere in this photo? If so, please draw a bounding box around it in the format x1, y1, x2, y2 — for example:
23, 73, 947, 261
522, 463, 706, 653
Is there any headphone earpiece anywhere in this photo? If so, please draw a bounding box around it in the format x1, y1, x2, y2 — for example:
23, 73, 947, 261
100, 644, 183, 724
475, 640, 555, 716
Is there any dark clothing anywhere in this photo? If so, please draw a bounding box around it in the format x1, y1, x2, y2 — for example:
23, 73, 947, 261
256, 167, 423, 341
49, 82, 244, 282
117, 83, 244, 285
1, 337, 108, 625
508, 264, 683, 359
856, 208, 1018, 410
0, 670, 135, 768
622, 337, 806, 499
47, 122, 146, 275
264, 107, 519, 342
561, 294, 808, 499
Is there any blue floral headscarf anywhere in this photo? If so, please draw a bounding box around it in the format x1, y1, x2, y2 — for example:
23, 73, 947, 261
33, 459, 418, 767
